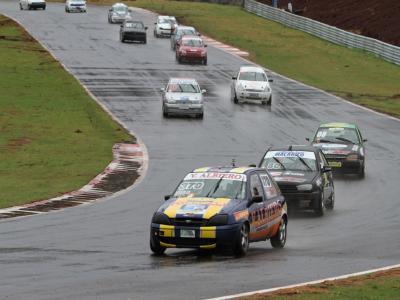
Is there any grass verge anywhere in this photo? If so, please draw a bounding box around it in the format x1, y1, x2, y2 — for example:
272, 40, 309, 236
88, 0, 400, 118
0, 15, 133, 209
237, 267, 400, 300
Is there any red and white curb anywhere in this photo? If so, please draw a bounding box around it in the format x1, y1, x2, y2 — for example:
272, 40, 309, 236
0, 143, 145, 220
205, 263, 400, 300
202, 36, 249, 57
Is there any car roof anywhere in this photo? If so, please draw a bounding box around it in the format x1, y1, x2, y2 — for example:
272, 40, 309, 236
239, 66, 265, 73
319, 122, 357, 129
192, 166, 261, 175
176, 26, 195, 31
158, 15, 176, 20
112, 3, 127, 7
168, 78, 198, 84
267, 145, 319, 153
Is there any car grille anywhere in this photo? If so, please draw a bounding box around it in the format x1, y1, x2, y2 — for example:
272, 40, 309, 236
170, 218, 207, 227
124, 33, 146, 38
278, 184, 299, 193
159, 237, 215, 246
245, 88, 263, 92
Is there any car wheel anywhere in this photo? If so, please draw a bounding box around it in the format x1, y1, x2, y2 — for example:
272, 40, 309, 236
326, 190, 335, 210
178, 56, 182, 64
202, 58, 207, 65
20, 3, 23, 10
314, 192, 325, 216
143, 38, 147, 44
43, 6, 45, 10
232, 223, 249, 256
270, 217, 287, 248
197, 113, 204, 119
358, 163, 365, 179
268, 95, 272, 105
150, 236, 166, 255
162, 105, 168, 118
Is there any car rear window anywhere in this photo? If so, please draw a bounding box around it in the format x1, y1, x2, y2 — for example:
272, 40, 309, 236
125, 22, 144, 29
239, 72, 267, 82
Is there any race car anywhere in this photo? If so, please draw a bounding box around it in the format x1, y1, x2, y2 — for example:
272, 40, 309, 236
108, 3, 131, 24
259, 146, 334, 216
161, 78, 205, 119
65, 0, 86, 13
150, 166, 288, 256
231, 66, 273, 105
19, 0, 45, 10
308, 123, 367, 177
175, 36, 207, 65
120, 20, 147, 43
154, 16, 177, 37
170, 25, 199, 50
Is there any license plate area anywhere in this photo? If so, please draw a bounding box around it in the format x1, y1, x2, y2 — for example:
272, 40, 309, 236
180, 229, 195, 238
329, 161, 342, 167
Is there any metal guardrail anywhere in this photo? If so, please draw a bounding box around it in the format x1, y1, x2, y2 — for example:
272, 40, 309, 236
244, 0, 400, 65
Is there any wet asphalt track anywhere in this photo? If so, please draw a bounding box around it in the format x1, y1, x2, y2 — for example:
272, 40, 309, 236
1, 1, 400, 299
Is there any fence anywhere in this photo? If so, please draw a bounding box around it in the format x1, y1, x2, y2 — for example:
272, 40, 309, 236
244, 0, 400, 65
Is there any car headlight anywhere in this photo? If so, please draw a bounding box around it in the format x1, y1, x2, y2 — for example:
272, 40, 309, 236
180, 50, 186, 55
315, 177, 322, 187
346, 154, 359, 161
166, 97, 176, 103
264, 86, 271, 92
207, 214, 228, 226
152, 212, 170, 225
297, 184, 313, 191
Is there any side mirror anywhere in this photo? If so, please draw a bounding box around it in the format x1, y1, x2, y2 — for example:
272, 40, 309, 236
160, 88, 165, 92
305, 137, 310, 142
322, 166, 332, 173
109, 8, 112, 11
232, 76, 237, 80
120, 25, 123, 28
145, 27, 148, 30
363, 138, 368, 142
128, 8, 132, 12
268, 79, 273, 82
201, 89, 207, 94
154, 22, 157, 25
248, 164, 256, 167
164, 195, 171, 201
251, 195, 263, 203
204, 44, 208, 47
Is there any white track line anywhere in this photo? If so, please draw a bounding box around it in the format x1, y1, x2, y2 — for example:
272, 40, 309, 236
206, 263, 400, 300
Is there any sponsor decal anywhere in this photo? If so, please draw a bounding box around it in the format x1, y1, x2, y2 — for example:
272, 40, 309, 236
164, 197, 231, 219
274, 176, 306, 183
265, 151, 316, 160
184, 172, 246, 181
323, 149, 351, 155
234, 210, 249, 221
315, 143, 348, 149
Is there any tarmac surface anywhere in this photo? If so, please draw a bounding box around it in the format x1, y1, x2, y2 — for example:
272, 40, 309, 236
0, 2, 399, 299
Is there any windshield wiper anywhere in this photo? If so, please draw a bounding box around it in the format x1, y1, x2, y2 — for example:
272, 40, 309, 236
318, 139, 335, 143
205, 177, 224, 198
297, 157, 313, 172
272, 157, 286, 170
335, 137, 355, 144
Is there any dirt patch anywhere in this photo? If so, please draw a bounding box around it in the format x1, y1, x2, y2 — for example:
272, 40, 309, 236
6, 137, 32, 150
237, 267, 400, 299
259, 0, 400, 46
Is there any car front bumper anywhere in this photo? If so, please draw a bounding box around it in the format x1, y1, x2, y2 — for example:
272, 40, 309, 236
151, 223, 241, 249
111, 16, 126, 23
157, 28, 173, 36
29, 2, 46, 8
326, 157, 363, 174
67, 5, 86, 11
281, 190, 321, 210
237, 90, 271, 101
164, 103, 203, 116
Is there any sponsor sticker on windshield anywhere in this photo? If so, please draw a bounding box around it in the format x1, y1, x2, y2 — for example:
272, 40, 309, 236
266, 151, 315, 160
184, 172, 246, 181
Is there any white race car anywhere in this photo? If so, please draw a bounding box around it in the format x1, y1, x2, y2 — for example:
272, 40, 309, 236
108, 3, 131, 24
65, 0, 87, 13
231, 66, 273, 105
154, 16, 177, 38
19, 0, 46, 10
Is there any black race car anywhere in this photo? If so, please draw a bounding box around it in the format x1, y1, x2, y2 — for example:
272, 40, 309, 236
259, 145, 334, 216
308, 122, 367, 178
120, 20, 147, 43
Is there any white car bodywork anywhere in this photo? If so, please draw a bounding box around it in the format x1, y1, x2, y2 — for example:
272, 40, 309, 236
108, 3, 131, 24
65, 0, 86, 13
231, 66, 273, 105
162, 78, 205, 118
154, 16, 177, 37
19, 0, 46, 10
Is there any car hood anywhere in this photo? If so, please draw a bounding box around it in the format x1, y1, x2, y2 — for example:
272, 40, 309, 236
313, 143, 359, 155
159, 23, 172, 29
237, 80, 269, 90
114, 11, 128, 17
123, 28, 146, 33
180, 46, 205, 51
160, 197, 238, 220
165, 92, 201, 101
269, 170, 316, 184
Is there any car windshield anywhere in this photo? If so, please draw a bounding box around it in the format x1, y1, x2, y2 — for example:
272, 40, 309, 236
125, 22, 144, 29
114, 6, 127, 12
178, 29, 195, 36
239, 71, 267, 82
160, 18, 176, 24
314, 127, 359, 144
262, 151, 317, 172
182, 39, 203, 47
173, 172, 247, 200
167, 83, 200, 93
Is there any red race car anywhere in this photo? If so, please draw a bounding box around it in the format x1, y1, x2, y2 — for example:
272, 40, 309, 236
176, 35, 207, 65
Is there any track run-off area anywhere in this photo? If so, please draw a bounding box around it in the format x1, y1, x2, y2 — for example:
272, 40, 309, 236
0, 1, 399, 299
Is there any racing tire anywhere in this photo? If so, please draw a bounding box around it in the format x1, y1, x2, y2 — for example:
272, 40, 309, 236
232, 223, 249, 256
270, 217, 287, 248
162, 106, 169, 118
202, 58, 207, 65
43, 6, 45, 10
143, 38, 147, 44
233, 91, 238, 104
20, 3, 23, 10
197, 113, 204, 119
358, 164, 365, 179
267, 95, 272, 105
314, 192, 325, 217
150, 237, 166, 255
326, 190, 335, 210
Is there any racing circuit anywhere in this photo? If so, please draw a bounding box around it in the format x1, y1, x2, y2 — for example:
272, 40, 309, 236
0, 1, 400, 299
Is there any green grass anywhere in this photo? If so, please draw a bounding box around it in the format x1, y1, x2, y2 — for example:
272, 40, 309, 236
238, 268, 400, 300
89, 0, 400, 117
0, 15, 132, 208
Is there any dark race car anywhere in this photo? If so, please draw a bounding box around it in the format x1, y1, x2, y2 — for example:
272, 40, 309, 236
150, 166, 288, 256
120, 20, 147, 43
308, 122, 367, 177
259, 146, 334, 216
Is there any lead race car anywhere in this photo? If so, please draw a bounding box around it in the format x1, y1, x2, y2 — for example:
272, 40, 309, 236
259, 146, 334, 216
150, 166, 288, 256
308, 123, 367, 177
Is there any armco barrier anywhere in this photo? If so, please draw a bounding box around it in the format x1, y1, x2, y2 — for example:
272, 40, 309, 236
244, 0, 400, 65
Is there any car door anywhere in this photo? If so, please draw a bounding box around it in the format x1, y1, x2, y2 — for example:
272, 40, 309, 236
318, 150, 333, 201
259, 172, 283, 238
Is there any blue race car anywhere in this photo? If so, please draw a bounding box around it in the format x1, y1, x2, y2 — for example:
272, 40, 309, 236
150, 166, 288, 256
